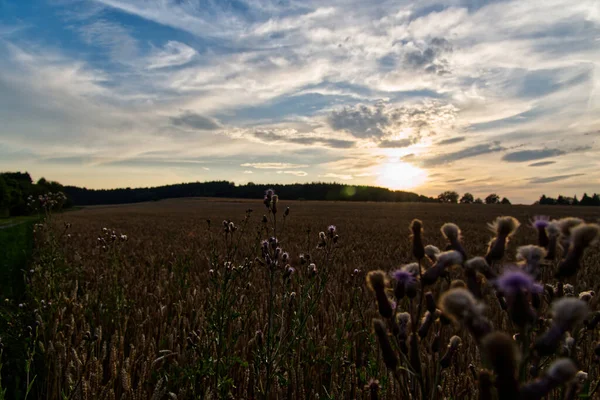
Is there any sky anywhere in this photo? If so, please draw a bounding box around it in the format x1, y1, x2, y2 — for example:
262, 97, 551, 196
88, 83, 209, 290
1, 0, 599, 204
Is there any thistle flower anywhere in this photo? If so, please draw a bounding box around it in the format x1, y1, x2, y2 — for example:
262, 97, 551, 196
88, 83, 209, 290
465, 257, 496, 280
495, 269, 541, 327
556, 224, 600, 278
422, 250, 463, 285
410, 219, 425, 260
367, 271, 393, 318
578, 290, 594, 303
535, 298, 589, 355
439, 288, 492, 341
481, 332, 520, 400
396, 312, 411, 340
327, 225, 336, 237
440, 335, 461, 368
485, 216, 520, 264
441, 223, 467, 259
531, 215, 550, 248
373, 319, 398, 370
391, 269, 416, 300
517, 245, 547, 279
424, 245, 441, 262
520, 358, 577, 400
546, 221, 561, 260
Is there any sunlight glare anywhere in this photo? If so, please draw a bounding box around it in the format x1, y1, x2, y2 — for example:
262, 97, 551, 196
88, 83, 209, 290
376, 161, 427, 191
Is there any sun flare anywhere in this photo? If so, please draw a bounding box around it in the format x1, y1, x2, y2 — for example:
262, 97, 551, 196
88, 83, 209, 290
376, 161, 427, 191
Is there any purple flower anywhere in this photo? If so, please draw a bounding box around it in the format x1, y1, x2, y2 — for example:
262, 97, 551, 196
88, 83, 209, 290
392, 270, 416, 285
495, 269, 542, 296
531, 215, 550, 229
328, 225, 337, 234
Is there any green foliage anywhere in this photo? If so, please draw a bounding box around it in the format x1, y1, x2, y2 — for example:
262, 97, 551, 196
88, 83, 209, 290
0, 172, 71, 217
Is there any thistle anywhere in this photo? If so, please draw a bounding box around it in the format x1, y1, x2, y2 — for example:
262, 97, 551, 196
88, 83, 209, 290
373, 319, 398, 371
555, 223, 600, 278
439, 288, 492, 341
531, 216, 550, 248
422, 250, 463, 285
440, 335, 461, 368
410, 219, 425, 260
441, 223, 467, 259
485, 216, 520, 265
535, 298, 589, 355
367, 271, 393, 318
516, 245, 547, 280
391, 269, 416, 301
520, 358, 577, 400
494, 269, 541, 327
481, 332, 520, 400
557, 217, 584, 253
545, 221, 560, 260
424, 245, 441, 262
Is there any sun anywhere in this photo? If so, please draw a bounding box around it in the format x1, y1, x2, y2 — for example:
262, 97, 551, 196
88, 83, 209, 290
376, 161, 427, 191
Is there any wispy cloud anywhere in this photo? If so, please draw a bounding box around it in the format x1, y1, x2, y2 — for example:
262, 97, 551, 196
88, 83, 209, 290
277, 170, 308, 177
420, 142, 506, 167
241, 163, 308, 169
528, 174, 585, 184
529, 161, 556, 167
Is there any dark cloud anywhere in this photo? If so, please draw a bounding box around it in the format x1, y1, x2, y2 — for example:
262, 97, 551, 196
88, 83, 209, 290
404, 37, 452, 75
328, 103, 389, 138
447, 178, 466, 183
529, 161, 556, 167
252, 130, 355, 149
437, 136, 466, 145
421, 142, 505, 167
502, 146, 591, 162
528, 174, 585, 184
170, 111, 221, 130
378, 138, 413, 148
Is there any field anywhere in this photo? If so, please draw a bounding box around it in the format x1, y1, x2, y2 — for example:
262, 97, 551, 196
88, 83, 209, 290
5, 197, 600, 399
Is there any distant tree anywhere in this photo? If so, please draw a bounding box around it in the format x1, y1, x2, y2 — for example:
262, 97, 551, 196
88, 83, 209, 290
501, 197, 511, 205
593, 193, 600, 206
460, 192, 474, 204
581, 193, 593, 206
573, 195, 579, 206
474, 197, 484, 204
557, 195, 568, 205
485, 193, 500, 204
0, 176, 8, 217
438, 191, 459, 203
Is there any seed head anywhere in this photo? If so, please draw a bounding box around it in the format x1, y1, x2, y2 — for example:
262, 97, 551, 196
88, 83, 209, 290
494, 269, 542, 296
488, 216, 520, 237
570, 223, 600, 251
367, 270, 387, 293
441, 223, 461, 242
516, 245, 547, 265
424, 245, 441, 262
558, 217, 584, 237
373, 319, 398, 370
552, 298, 589, 330
439, 288, 483, 322
547, 358, 577, 383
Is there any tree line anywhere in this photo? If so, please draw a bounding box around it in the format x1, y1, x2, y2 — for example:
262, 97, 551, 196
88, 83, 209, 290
537, 193, 600, 206
437, 191, 512, 204
0, 172, 71, 217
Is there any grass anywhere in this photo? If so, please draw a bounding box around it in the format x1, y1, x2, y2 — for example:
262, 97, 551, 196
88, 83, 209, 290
6, 197, 600, 399
0, 216, 38, 228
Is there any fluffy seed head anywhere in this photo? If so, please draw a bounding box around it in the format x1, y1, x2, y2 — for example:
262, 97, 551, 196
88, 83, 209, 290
516, 245, 547, 264
488, 216, 520, 237
439, 288, 482, 322
570, 223, 600, 251
392, 269, 416, 285
437, 250, 463, 268
576, 371, 588, 384
441, 223, 461, 242
546, 358, 577, 383
558, 218, 584, 237
552, 298, 589, 329
481, 332, 520, 374
547, 221, 561, 237
410, 219, 423, 235
401, 262, 420, 277
579, 291, 594, 302
366, 271, 387, 293
424, 245, 441, 261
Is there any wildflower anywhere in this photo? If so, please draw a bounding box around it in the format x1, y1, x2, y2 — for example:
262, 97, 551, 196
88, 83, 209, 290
485, 216, 520, 265
284, 207, 290, 217
495, 269, 541, 327
327, 225, 336, 237
373, 319, 397, 370
271, 194, 279, 214
579, 290, 594, 303
367, 271, 393, 318
531, 215, 550, 248
418, 310, 439, 339
409, 219, 425, 260
439, 288, 492, 341
441, 223, 467, 259
422, 250, 463, 285
517, 245, 547, 279
520, 358, 577, 400
281, 252, 289, 263
556, 223, 600, 278
391, 269, 414, 300
557, 217, 584, 252
424, 245, 441, 262
308, 263, 318, 278
535, 298, 589, 355
396, 312, 411, 340
481, 332, 520, 399
440, 335, 461, 368
366, 379, 380, 400
283, 265, 295, 281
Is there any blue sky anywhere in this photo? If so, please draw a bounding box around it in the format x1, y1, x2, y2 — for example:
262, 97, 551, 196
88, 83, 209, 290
0, 0, 599, 203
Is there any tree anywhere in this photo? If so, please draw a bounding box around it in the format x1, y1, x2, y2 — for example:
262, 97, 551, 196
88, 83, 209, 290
474, 197, 484, 204
437, 191, 459, 204
460, 193, 474, 204
501, 197, 511, 205
0, 176, 8, 217
485, 193, 500, 204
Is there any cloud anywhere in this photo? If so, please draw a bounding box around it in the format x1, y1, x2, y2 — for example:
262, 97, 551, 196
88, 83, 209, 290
77, 19, 138, 62
421, 142, 506, 167
146, 41, 197, 70
447, 178, 466, 183
243, 170, 253, 174
528, 174, 585, 184
437, 136, 466, 145
502, 146, 591, 162
277, 170, 308, 177
170, 111, 221, 130
319, 173, 354, 180
378, 138, 413, 148
402, 37, 453, 75
241, 163, 308, 169
251, 129, 355, 149
529, 161, 556, 167
327, 101, 458, 140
